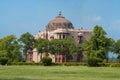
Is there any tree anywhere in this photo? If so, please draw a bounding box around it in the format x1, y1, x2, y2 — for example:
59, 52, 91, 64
18, 32, 35, 61
84, 25, 113, 62
74, 44, 83, 62
35, 38, 49, 60
49, 38, 75, 61
113, 39, 120, 62
0, 35, 21, 62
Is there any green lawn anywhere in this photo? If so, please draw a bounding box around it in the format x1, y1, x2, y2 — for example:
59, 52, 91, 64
0, 66, 120, 80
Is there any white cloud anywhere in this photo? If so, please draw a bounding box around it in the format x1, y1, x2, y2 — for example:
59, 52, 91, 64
81, 15, 102, 28
82, 15, 102, 23
93, 16, 102, 22
84, 16, 102, 22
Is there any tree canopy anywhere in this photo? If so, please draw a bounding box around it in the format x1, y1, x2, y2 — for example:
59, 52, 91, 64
35, 38, 49, 53
112, 39, 120, 61
84, 25, 113, 62
49, 38, 77, 61
49, 38, 75, 55
0, 35, 21, 62
35, 38, 76, 61
18, 32, 35, 61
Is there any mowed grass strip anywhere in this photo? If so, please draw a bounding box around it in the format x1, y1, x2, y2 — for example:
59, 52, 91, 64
0, 66, 120, 80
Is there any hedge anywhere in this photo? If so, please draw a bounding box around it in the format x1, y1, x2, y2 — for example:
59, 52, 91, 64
52, 62, 87, 66
0, 57, 8, 65
5, 62, 120, 67
8, 62, 42, 65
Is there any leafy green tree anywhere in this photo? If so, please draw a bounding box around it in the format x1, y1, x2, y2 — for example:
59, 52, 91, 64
18, 32, 35, 61
0, 35, 21, 62
35, 38, 75, 62
75, 45, 83, 53
49, 38, 75, 61
113, 39, 120, 62
84, 25, 113, 62
49, 39, 58, 55
35, 38, 49, 60
74, 44, 83, 62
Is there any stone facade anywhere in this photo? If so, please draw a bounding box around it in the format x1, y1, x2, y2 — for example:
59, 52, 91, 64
27, 12, 93, 63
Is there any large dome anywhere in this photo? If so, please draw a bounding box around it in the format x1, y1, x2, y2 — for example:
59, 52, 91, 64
46, 12, 74, 31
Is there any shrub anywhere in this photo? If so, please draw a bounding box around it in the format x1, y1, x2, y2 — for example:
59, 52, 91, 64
98, 63, 111, 67
52, 62, 87, 66
87, 57, 102, 67
64, 62, 86, 66
51, 62, 63, 66
42, 56, 52, 66
8, 62, 42, 65
110, 63, 120, 67
0, 57, 8, 65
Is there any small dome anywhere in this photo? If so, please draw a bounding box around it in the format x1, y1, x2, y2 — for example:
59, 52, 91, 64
46, 12, 74, 31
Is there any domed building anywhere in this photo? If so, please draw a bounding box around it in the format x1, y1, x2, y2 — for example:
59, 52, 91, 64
27, 12, 93, 62
46, 12, 74, 32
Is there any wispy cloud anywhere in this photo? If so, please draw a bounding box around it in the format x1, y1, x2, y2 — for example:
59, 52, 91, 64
81, 15, 102, 28
93, 16, 102, 22
83, 15, 102, 22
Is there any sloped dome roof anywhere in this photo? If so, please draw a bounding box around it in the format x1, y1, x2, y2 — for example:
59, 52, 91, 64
46, 12, 74, 31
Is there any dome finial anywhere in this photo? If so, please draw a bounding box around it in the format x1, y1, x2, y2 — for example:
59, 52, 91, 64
59, 11, 61, 16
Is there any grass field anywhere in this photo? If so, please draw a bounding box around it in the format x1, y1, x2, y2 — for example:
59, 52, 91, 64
0, 66, 120, 80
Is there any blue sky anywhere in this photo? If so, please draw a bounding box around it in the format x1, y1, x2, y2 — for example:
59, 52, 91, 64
0, 0, 120, 40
